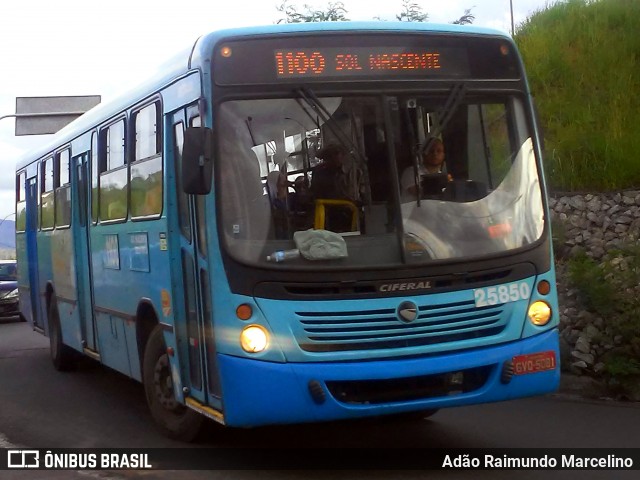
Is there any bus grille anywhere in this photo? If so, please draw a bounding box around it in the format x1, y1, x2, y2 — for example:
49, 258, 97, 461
296, 299, 506, 352
326, 366, 492, 404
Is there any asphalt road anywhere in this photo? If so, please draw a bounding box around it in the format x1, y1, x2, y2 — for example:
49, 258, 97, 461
1, 318, 639, 479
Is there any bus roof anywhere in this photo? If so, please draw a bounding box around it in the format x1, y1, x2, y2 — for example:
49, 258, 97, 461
197, 21, 511, 45
15, 21, 512, 171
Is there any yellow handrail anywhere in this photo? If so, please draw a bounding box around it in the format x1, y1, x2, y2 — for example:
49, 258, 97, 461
313, 199, 359, 231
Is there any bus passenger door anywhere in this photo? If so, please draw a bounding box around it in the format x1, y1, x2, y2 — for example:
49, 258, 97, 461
171, 108, 222, 410
74, 153, 98, 352
25, 176, 42, 329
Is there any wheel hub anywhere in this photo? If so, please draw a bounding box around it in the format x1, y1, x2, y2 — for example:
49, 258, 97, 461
153, 354, 180, 411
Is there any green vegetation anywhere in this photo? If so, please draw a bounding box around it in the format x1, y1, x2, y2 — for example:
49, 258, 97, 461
395, 0, 429, 22
567, 248, 640, 396
516, 0, 640, 191
275, 1, 474, 25
276, 1, 350, 23
566, 253, 616, 315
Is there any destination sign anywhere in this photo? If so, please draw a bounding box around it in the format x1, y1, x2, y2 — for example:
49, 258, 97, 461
273, 47, 469, 79
213, 34, 521, 85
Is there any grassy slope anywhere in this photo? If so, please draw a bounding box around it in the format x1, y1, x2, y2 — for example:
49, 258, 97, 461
516, 0, 640, 191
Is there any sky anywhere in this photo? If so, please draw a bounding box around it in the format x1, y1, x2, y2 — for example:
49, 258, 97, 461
0, 0, 556, 221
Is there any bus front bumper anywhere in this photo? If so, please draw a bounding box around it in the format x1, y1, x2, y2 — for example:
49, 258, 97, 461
216, 329, 560, 428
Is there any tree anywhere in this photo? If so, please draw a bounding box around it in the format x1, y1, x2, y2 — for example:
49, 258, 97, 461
277, 0, 350, 23
275, 1, 475, 25
396, 0, 428, 22
394, 2, 474, 24
452, 8, 475, 25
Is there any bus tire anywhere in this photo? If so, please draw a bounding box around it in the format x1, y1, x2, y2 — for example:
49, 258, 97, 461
48, 298, 77, 371
143, 326, 204, 442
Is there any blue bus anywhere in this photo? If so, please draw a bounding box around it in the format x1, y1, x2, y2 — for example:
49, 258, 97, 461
15, 22, 560, 441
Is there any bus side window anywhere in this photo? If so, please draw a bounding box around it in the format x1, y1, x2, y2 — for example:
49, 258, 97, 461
41, 156, 55, 230
91, 133, 99, 224
131, 102, 162, 219
16, 171, 27, 232
55, 149, 71, 228
99, 119, 128, 222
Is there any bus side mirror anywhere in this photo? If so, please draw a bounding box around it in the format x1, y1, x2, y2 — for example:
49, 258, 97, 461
182, 127, 213, 195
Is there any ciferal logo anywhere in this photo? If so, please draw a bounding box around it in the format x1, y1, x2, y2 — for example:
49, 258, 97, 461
7, 450, 39, 468
397, 301, 419, 323
378, 280, 432, 293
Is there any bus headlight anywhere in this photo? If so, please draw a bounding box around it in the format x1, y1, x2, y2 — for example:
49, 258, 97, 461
527, 301, 551, 326
240, 325, 269, 353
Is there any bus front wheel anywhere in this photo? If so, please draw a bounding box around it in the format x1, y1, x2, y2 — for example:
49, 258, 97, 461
143, 326, 204, 442
48, 298, 77, 371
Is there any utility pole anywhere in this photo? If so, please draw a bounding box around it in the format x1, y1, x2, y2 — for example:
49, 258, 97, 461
510, 0, 515, 36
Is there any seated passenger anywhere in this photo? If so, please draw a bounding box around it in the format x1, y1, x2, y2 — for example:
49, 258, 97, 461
290, 176, 313, 212
400, 137, 451, 200
267, 171, 289, 210
289, 176, 314, 231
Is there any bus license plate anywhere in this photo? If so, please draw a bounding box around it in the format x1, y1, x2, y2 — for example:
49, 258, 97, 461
512, 351, 556, 375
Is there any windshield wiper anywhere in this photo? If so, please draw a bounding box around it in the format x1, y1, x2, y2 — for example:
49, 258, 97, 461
295, 87, 372, 205
419, 82, 467, 158
402, 98, 423, 206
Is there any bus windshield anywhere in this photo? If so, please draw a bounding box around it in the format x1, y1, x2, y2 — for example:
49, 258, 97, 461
217, 92, 543, 268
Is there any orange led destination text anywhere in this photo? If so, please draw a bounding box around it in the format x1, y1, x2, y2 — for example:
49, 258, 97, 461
275, 51, 326, 75
275, 50, 441, 76
368, 52, 441, 70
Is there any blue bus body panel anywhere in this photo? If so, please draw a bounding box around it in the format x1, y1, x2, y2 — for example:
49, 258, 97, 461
217, 329, 559, 428
15, 69, 203, 385
90, 221, 173, 381
212, 269, 559, 427
24, 180, 41, 327
95, 312, 136, 378
36, 232, 54, 326
50, 229, 84, 351
251, 279, 535, 364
